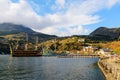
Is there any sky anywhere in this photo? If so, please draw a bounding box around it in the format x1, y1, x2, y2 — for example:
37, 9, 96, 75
0, 0, 120, 36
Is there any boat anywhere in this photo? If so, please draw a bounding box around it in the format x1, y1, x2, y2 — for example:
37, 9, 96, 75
10, 33, 42, 57
12, 50, 42, 57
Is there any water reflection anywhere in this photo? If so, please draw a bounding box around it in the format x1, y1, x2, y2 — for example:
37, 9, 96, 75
0, 55, 105, 80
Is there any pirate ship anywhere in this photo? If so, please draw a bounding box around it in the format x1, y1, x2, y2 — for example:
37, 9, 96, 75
10, 33, 42, 57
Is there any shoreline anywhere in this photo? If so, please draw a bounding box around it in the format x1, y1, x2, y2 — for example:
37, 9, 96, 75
97, 59, 107, 80
97, 57, 120, 80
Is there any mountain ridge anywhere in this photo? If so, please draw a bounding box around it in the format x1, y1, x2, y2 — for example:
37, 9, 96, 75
88, 27, 120, 41
0, 23, 57, 42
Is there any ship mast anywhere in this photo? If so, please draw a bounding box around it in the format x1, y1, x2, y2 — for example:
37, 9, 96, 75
25, 33, 28, 50
35, 36, 38, 50
16, 40, 19, 50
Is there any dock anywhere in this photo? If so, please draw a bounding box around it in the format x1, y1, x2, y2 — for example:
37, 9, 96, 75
57, 54, 100, 58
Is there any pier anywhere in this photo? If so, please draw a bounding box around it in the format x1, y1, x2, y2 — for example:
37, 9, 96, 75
57, 54, 100, 58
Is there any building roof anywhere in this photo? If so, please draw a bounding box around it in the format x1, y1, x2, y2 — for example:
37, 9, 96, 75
102, 48, 110, 52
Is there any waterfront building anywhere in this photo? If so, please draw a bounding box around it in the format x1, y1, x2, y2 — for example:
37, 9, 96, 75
83, 46, 94, 54
97, 48, 111, 56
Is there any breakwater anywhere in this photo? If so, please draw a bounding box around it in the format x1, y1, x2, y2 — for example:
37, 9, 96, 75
98, 57, 120, 80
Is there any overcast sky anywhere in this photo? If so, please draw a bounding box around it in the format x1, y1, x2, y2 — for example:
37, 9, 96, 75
0, 0, 120, 36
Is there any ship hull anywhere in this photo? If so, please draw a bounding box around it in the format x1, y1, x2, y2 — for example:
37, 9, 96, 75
12, 50, 42, 57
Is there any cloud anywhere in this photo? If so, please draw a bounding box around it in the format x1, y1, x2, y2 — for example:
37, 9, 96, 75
55, 0, 65, 9
29, 1, 41, 13
0, 0, 119, 36
107, 0, 120, 8
0, 0, 43, 29
51, 0, 65, 11
39, 25, 89, 36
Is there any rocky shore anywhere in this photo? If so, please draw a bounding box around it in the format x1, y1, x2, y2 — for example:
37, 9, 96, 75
98, 57, 120, 80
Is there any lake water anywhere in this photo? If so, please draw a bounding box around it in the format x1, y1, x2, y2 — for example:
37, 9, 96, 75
0, 55, 105, 80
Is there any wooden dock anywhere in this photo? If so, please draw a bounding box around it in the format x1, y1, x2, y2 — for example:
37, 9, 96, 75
58, 54, 100, 58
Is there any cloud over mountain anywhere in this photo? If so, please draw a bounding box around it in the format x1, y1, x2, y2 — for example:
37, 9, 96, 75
0, 0, 120, 36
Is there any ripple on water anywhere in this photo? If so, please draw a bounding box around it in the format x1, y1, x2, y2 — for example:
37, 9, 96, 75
0, 55, 105, 80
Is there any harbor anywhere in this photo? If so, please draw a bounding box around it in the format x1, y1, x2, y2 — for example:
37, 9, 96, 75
0, 0, 120, 80
0, 55, 105, 80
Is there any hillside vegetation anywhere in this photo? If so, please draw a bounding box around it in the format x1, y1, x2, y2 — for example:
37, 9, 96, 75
39, 36, 86, 53
39, 36, 120, 55
0, 23, 120, 55
102, 41, 120, 54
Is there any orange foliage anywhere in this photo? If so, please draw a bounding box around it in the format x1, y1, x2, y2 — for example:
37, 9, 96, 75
102, 41, 120, 54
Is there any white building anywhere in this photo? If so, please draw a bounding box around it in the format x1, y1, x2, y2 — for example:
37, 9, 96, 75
98, 48, 111, 56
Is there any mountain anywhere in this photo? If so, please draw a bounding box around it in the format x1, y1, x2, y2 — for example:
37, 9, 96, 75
88, 27, 120, 41
0, 23, 35, 35
0, 23, 57, 42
